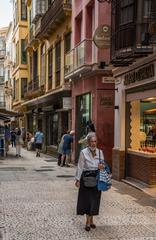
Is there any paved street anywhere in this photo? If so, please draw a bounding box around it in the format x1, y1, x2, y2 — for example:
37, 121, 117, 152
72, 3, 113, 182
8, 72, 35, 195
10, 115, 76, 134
0, 148, 156, 240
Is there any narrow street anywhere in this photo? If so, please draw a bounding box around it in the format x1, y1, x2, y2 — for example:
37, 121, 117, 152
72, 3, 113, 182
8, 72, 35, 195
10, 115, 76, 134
0, 148, 155, 240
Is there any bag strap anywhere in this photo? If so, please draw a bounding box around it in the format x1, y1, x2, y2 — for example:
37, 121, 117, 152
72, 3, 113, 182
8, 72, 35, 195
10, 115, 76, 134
99, 149, 100, 163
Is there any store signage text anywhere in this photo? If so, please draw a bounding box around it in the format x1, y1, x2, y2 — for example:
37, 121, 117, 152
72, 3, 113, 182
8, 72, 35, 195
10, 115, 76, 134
63, 97, 72, 109
124, 63, 154, 86
93, 25, 111, 49
100, 96, 114, 108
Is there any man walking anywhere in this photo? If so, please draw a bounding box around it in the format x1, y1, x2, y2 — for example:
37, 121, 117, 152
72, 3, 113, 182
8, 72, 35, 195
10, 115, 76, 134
61, 130, 74, 167
34, 129, 44, 157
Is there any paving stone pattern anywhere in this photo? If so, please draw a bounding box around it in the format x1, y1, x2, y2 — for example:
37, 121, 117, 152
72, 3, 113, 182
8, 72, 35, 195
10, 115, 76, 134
0, 148, 156, 240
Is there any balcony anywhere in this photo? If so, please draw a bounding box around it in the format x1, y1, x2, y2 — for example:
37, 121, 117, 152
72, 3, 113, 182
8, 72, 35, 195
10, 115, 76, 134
0, 95, 5, 109
34, 18, 42, 37
28, 77, 39, 91
65, 49, 74, 75
39, 0, 72, 39
26, 27, 39, 50
65, 39, 97, 79
0, 50, 6, 59
0, 77, 4, 84
111, 45, 153, 67
24, 76, 45, 100
32, 0, 47, 24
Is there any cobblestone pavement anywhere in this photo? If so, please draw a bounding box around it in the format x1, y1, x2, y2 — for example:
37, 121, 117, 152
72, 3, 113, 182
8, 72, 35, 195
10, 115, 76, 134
0, 148, 156, 240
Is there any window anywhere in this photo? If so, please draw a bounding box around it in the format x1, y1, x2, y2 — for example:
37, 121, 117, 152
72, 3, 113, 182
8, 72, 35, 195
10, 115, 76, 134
127, 98, 156, 152
21, 0, 27, 20
21, 39, 27, 64
0, 38, 5, 56
30, 55, 33, 81
33, 50, 38, 89
64, 32, 71, 54
13, 79, 15, 100
15, 79, 19, 101
48, 48, 53, 90
144, 0, 152, 17
55, 41, 61, 87
16, 42, 19, 66
0, 65, 4, 83
41, 44, 46, 86
120, 0, 134, 25
0, 38, 5, 50
21, 78, 27, 98
13, 1, 19, 27
0, 65, 4, 77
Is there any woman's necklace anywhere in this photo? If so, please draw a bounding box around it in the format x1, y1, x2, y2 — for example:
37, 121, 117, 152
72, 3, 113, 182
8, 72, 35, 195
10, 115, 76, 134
88, 147, 96, 157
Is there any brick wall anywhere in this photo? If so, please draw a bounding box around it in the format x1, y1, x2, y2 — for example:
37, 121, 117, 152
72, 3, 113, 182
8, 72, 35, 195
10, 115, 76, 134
127, 154, 156, 185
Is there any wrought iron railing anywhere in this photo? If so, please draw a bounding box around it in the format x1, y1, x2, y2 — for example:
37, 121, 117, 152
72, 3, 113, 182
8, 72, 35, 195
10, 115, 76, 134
0, 95, 5, 108
28, 76, 39, 91
41, 0, 72, 34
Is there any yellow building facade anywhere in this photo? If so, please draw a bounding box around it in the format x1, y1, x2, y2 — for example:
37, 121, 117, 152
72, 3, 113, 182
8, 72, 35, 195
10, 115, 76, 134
23, 0, 72, 153
12, 0, 28, 127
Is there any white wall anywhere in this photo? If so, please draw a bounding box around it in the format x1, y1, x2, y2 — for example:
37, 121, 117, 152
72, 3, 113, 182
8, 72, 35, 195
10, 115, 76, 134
114, 76, 126, 150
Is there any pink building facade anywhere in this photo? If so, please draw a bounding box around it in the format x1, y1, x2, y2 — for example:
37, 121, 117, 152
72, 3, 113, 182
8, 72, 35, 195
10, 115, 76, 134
65, 0, 114, 165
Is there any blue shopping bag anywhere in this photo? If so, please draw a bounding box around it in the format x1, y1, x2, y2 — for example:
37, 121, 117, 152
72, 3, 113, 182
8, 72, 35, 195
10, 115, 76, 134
97, 165, 112, 191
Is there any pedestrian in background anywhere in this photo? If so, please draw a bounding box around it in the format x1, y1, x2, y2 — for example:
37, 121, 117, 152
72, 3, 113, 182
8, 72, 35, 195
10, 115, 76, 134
57, 132, 66, 166
15, 128, 23, 157
75, 134, 104, 231
61, 130, 74, 167
35, 129, 44, 157
4, 125, 11, 156
11, 129, 16, 147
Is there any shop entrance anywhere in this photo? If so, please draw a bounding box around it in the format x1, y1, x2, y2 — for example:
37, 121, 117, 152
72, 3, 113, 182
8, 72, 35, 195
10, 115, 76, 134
125, 96, 156, 184
75, 93, 91, 161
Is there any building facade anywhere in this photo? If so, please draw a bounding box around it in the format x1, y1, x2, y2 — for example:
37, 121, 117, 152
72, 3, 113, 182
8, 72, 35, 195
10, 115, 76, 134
12, 0, 28, 128
0, 27, 8, 111
65, 0, 114, 164
23, 0, 72, 154
111, 0, 156, 186
4, 22, 13, 111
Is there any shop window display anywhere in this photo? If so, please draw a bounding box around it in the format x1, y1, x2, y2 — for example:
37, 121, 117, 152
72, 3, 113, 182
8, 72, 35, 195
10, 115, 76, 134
129, 98, 156, 153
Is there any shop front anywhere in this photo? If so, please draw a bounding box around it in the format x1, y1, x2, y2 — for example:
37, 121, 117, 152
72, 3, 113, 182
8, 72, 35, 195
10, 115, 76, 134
22, 90, 71, 155
72, 74, 114, 165
113, 60, 156, 186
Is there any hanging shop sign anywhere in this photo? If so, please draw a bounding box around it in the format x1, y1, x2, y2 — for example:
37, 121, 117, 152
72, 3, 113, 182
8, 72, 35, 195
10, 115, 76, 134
63, 97, 72, 109
93, 25, 111, 49
102, 76, 121, 84
124, 63, 154, 86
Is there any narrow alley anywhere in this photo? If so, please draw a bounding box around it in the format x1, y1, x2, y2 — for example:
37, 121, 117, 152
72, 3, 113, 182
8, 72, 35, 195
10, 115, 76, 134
0, 148, 156, 240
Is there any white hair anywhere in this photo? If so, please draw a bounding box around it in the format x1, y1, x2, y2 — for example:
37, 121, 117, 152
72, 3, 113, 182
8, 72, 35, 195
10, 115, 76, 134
86, 132, 96, 143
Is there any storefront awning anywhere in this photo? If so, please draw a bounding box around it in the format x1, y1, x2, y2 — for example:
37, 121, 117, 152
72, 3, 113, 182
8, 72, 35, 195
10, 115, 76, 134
21, 88, 71, 107
0, 109, 23, 120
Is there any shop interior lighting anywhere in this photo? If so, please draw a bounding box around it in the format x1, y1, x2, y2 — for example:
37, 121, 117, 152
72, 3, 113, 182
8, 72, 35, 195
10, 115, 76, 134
144, 108, 156, 113
143, 97, 156, 102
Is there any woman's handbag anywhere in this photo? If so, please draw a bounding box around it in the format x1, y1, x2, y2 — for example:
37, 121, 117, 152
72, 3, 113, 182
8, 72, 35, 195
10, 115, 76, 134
83, 171, 97, 188
97, 150, 112, 191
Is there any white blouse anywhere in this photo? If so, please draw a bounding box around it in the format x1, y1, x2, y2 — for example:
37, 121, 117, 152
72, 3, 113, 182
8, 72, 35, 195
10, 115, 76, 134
75, 147, 104, 180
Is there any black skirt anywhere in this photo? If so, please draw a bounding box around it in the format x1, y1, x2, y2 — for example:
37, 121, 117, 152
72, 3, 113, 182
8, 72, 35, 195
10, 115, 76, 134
77, 171, 101, 216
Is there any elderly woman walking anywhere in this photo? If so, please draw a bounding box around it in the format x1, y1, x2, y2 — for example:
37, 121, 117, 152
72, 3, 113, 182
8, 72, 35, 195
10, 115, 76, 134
75, 134, 104, 231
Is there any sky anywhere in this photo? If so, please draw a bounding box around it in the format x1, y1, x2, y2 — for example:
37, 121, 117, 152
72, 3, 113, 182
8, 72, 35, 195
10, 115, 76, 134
0, 0, 13, 28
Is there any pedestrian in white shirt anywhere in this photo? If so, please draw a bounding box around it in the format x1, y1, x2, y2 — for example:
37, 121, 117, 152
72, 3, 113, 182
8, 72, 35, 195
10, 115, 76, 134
75, 134, 104, 231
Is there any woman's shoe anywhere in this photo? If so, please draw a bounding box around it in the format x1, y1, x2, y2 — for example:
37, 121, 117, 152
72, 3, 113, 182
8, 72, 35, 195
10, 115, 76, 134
85, 225, 90, 231
90, 224, 96, 229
